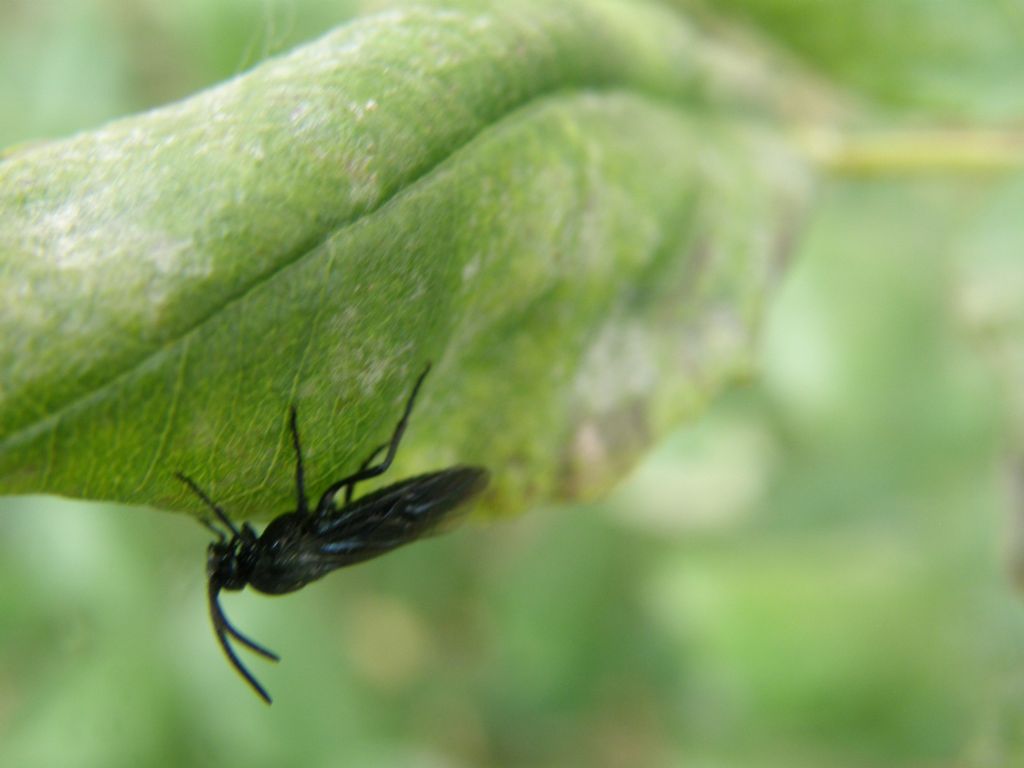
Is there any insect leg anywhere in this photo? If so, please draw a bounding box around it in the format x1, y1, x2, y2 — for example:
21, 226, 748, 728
315, 363, 431, 516
343, 443, 387, 504
197, 517, 227, 543
176, 472, 241, 538
208, 581, 278, 704
289, 406, 308, 515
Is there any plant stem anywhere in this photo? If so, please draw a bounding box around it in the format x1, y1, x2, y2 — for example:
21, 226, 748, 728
800, 127, 1024, 177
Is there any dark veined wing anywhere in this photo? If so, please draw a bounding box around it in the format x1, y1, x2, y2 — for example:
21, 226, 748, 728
307, 466, 488, 567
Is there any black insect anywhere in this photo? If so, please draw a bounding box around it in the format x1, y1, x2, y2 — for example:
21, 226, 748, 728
175, 364, 489, 704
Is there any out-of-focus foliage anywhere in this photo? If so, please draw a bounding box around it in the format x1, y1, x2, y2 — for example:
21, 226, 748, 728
1, 177, 1019, 766
680, 0, 1024, 120
0, 0, 364, 147
2, 1, 1024, 767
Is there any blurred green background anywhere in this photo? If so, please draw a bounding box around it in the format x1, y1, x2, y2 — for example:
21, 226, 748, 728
3, 1, 1024, 766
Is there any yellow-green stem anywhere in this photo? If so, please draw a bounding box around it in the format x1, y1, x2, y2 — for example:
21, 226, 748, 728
800, 127, 1024, 177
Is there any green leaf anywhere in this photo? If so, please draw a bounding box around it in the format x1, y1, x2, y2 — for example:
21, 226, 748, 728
0, 0, 810, 519
680, 0, 1024, 120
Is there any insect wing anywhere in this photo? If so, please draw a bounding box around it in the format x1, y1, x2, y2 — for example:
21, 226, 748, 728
310, 466, 488, 565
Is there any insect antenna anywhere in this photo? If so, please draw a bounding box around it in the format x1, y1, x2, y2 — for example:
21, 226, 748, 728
218, 606, 280, 660
208, 581, 279, 704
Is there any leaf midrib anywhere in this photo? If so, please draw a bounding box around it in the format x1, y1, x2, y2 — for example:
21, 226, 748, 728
0, 85, 692, 456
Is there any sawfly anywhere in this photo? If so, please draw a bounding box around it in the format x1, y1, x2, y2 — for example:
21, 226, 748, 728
176, 364, 488, 703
